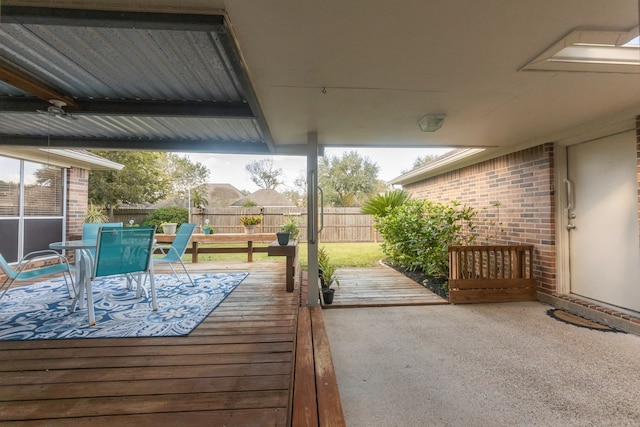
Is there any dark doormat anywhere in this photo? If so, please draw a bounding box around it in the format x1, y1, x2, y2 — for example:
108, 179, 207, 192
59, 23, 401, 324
547, 309, 623, 333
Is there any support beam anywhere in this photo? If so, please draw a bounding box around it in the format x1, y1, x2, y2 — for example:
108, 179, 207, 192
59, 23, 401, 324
0, 6, 225, 31
307, 131, 320, 307
0, 136, 271, 154
0, 65, 78, 108
1, 97, 254, 118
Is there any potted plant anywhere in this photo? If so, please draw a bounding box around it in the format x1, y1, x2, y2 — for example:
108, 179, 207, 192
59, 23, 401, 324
277, 216, 300, 245
161, 222, 178, 234
202, 219, 213, 234
318, 247, 339, 304
240, 215, 262, 233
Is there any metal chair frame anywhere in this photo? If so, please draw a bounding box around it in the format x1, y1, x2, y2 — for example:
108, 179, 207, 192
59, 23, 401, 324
0, 250, 75, 301
153, 223, 196, 286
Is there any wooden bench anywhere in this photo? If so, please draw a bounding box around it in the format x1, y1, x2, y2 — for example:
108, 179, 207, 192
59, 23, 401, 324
155, 233, 299, 292
448, 244, 537, 303
267, 239, 298, 292
293, 306, 346, 426
155, 232, 275, 263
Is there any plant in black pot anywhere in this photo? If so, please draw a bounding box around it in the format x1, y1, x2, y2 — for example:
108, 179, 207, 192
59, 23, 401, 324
277, 216, 300, 245
318, 247, 339, 305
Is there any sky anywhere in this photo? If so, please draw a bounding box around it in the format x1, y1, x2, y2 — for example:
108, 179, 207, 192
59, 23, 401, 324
183, 147, 451, 193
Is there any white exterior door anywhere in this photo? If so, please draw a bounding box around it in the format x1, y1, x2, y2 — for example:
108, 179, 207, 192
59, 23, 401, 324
566, 131, 640, 312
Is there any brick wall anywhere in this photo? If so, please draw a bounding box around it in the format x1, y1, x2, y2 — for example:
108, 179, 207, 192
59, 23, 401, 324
403, 143, 556, 294
66, 167, 88, 243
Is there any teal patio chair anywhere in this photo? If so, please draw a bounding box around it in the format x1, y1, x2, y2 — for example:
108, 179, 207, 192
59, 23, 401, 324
81, 222, 123, 260
0, 250, 75, 301
153, 223, 196, 286
72, 226, 156, 326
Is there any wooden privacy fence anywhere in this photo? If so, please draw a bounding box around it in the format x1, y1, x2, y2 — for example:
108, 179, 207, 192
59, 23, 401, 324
448, 245, 537, 303
113, 207, 381, 243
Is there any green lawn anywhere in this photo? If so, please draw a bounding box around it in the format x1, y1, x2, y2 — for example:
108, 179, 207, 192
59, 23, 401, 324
192, 242, 384, 269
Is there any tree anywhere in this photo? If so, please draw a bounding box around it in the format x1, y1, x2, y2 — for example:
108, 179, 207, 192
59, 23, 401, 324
401, 154, 439, 174
88, 151, 172, 210
165, 154, 209, 203
318, 151, 382, 207
245, 159, 283, 190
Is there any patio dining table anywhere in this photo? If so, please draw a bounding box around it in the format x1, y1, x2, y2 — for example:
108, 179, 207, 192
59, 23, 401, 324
49, 240, 96, 313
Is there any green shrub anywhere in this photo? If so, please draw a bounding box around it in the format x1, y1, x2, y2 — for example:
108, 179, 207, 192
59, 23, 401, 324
361, 189, 410, 218
377, 200, 477, 277
143, 207, 188, 232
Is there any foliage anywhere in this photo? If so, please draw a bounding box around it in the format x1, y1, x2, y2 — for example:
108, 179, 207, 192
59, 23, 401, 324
280, 216, 300, 240
281, 189, 305, 207
240, 215, 262, 226
361, 189, 411, 218
191, 188, 209, 208
142, 207, 188, 231
84, 204, 108, 223
88, 151, 172, 207
318, 246, 340, 288
165, 154, 209, 200
241, 199, 258, 207
401, 154, 439, 174
318, 151, 383, 206
482, 201, 505, 243
245, 159, 283, 190
377, 199, 477, 277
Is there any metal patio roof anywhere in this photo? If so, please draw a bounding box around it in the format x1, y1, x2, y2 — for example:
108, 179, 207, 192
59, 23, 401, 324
0, 6, 276, 157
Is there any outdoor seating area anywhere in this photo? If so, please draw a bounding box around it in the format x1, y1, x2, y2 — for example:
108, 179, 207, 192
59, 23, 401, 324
0, 260, 346, 426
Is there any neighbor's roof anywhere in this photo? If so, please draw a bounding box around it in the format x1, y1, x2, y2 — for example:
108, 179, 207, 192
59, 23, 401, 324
232, 189, 295, 207
205, 183, 244, 208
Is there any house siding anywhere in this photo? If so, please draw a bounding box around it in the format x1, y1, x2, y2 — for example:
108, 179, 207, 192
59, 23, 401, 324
404, 143, 556, 294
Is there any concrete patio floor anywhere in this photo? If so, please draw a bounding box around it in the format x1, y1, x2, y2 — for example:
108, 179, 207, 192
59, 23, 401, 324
323, 301, 640, 427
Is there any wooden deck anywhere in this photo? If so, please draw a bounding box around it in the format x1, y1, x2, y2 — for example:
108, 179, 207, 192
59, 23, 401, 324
324, 266, 449, 308
0, 259, 442, 425
0, 261, 300, 426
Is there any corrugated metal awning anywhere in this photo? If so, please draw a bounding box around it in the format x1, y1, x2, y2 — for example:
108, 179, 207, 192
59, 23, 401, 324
0, 6, 274, 154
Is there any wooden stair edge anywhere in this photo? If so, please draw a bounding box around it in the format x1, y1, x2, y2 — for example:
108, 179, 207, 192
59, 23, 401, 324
310, 306, 346, 427
292, 307, 318, 426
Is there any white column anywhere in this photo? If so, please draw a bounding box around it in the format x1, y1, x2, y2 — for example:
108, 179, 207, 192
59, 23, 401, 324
306, 132, 320, 306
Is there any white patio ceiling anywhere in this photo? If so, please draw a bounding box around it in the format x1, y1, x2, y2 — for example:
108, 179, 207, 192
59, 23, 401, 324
1, 1, 639, 160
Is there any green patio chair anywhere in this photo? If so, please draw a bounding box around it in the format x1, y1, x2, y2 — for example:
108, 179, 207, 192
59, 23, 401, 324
153, 223, 196, 286
72, 226, 156, 326
0, 250, 75, 301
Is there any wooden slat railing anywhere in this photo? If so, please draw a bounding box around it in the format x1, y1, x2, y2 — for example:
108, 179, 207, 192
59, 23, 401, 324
448, 245, 537, 303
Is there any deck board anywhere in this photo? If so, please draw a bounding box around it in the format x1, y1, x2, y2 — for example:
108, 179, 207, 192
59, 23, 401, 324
0, 261, 298, 426
1, 259, 446, 425
325, 267, 448, 308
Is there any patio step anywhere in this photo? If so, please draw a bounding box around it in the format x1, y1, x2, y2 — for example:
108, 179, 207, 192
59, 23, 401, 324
293, 306, 345, 427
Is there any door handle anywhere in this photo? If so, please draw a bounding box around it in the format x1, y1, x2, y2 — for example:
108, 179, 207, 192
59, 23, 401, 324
318, 186, 324, 233
564, 178, 574, 213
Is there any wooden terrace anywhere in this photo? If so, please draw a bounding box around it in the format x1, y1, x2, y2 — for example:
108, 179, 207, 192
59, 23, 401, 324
0, 260, 441, 425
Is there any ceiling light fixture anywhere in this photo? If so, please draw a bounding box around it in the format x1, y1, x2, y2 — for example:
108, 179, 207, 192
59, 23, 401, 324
36, 99, 77, 119
418, 114, 446, 132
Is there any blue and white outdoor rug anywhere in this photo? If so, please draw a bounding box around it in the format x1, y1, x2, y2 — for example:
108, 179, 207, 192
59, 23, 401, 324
0, 272, 248, 341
